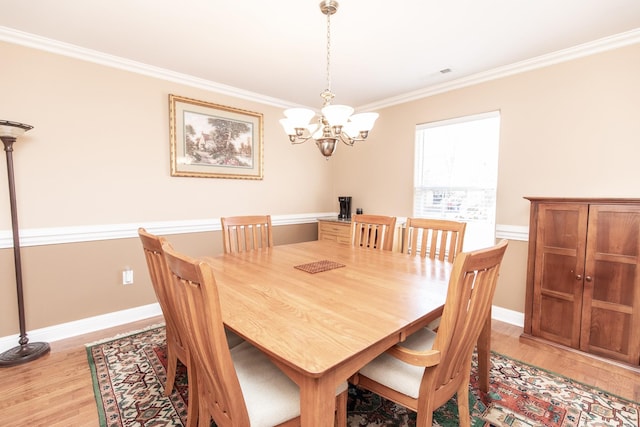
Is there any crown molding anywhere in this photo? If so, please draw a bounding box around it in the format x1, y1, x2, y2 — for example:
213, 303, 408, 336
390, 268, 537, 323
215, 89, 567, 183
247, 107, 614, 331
358, 28, 640, 111
0, 26, 297, 109
3, 26, 639, 113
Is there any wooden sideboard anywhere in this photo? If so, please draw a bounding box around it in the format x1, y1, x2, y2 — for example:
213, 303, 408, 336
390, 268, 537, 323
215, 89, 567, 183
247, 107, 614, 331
521, 197, 640, 368
317, 217, 352, 245
317, 217, 404, 252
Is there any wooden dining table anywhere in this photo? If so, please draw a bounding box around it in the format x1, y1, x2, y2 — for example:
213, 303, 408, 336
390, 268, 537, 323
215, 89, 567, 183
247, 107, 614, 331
203, 239, 492, 427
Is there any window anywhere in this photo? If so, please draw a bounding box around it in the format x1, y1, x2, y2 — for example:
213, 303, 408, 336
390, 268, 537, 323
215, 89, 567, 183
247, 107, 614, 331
414, 111, 500, 250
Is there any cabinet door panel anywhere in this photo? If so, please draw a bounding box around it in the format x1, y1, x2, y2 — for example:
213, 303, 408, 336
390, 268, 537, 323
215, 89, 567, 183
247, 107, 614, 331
593, 260, 636, 305
532, 204, 588, 347
582, 205, 640, 364
538, 294, 579, 345
587, 307, 631, 360
541, 252, 580, 295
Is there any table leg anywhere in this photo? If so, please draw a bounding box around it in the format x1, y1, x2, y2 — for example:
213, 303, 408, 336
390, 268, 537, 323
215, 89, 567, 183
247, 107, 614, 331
299, 375, 336, 427
477, 310, 492, 394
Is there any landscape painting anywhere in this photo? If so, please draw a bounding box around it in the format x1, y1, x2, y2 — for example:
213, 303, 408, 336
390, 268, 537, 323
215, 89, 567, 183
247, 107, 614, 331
169, 94, 263, 179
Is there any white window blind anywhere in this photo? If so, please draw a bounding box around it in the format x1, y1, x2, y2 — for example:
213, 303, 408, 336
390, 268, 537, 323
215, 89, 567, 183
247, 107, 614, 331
414, 111, 500, 250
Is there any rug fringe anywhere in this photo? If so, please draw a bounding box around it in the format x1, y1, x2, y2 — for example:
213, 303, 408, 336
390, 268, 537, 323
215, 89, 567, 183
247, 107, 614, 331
84, 322, 166, 347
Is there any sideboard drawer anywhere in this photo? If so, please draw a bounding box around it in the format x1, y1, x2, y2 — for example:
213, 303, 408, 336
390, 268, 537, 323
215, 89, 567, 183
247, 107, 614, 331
318, 220, 351, 245
318, 218, 404, 250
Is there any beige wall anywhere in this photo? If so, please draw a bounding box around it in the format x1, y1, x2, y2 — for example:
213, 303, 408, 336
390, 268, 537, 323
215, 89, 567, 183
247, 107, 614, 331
1, 39, 639, 337
330, 43, 640, 312
0, 40, 333, 336
0, 41, 340, 230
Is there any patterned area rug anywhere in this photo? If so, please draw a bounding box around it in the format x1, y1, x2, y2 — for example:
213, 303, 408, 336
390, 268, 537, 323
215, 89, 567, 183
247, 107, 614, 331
86, 325, 639, 427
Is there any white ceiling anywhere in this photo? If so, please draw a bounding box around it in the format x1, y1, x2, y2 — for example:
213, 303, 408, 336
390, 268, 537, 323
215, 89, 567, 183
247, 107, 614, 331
1, 0, 640, 110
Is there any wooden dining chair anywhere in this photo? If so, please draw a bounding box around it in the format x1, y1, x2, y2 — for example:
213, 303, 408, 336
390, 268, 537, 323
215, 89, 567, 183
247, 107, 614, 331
404, 218, 467, 262
138, 227, 200, 427
350, 214, 397, 251
162, 242, 348, 427
220, 215, 273, 253
350, 239, 508, 427
139, 228, 244, 427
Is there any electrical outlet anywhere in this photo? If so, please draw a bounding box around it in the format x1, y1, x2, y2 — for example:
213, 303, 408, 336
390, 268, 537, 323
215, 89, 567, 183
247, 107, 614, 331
122, 267, 134, 285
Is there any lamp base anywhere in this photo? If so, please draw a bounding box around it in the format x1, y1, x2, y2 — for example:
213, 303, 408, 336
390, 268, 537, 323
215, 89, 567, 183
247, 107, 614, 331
0, 342, 50, 367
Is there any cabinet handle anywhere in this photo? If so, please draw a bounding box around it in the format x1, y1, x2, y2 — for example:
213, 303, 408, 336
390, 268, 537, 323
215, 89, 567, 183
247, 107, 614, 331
585, 276, 593, 282
575, 274, 582, 280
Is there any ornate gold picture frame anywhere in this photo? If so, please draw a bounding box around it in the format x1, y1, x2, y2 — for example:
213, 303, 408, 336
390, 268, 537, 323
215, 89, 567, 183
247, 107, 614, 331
169, 94, 263, 179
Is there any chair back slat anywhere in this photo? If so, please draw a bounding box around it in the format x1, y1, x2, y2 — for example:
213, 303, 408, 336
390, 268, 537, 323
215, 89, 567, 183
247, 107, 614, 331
404, 218, 466, 262
221, 215, 273, 253
350, 214, 397, 251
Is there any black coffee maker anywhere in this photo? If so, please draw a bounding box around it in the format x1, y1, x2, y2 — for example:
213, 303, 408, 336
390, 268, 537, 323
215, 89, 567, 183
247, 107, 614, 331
338, 196, 352, 219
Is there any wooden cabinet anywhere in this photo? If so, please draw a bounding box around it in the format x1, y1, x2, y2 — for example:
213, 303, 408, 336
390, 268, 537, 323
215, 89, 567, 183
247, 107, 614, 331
317, 218, 352, 245
523, 197, 640, 366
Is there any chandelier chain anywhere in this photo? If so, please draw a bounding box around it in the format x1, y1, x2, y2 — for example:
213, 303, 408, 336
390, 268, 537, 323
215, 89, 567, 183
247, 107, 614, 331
326, 10, 331, 94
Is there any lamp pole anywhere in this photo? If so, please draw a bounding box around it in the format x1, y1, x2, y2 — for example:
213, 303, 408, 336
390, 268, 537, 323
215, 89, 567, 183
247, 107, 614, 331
0, 120, 50, 366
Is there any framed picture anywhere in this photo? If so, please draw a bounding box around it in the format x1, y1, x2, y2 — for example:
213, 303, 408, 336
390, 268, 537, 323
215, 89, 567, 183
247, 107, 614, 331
169, 94, 263, 179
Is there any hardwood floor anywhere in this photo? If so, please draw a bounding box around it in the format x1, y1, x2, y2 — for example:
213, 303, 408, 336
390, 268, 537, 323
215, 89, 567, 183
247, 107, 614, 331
0, 318, 638, 426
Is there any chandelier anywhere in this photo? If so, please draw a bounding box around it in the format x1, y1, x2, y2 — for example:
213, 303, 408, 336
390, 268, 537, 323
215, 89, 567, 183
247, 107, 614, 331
280, 0, 379, 158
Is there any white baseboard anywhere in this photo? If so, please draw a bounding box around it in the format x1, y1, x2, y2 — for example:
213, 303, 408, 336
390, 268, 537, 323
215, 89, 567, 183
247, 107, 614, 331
491, 305, 524, 328
0, 302, 524, 352
0, 303, 162, 352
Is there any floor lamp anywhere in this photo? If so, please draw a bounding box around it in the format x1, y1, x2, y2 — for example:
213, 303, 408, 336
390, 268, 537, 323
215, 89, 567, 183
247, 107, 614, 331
0, 120, 50, 367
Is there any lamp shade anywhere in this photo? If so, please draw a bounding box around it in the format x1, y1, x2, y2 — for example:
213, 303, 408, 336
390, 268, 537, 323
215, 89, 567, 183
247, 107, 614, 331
348, 112, 379, 131
284, 108, 316, 128
279, 119, 297, 135
342, 122, 360, 138
307, 123, 319, 135
0, 121, 33, 138
321, 105, 354, 127
312, 126, 324, 140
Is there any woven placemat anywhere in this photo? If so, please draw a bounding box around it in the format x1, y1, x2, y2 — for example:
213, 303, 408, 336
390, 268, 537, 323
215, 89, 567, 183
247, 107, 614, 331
294, 260, 345, 274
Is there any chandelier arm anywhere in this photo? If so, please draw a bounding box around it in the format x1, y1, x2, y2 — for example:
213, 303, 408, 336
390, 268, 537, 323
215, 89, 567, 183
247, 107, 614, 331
289, 134, 314, 145
338, 133, 356, 146
339, 131, 372, 146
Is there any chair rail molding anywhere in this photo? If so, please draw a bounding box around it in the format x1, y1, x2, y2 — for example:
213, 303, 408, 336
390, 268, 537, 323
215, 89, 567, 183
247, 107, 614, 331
0, 212, 337, 248
1, 219, 529, 248
496, 224, 528, 241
